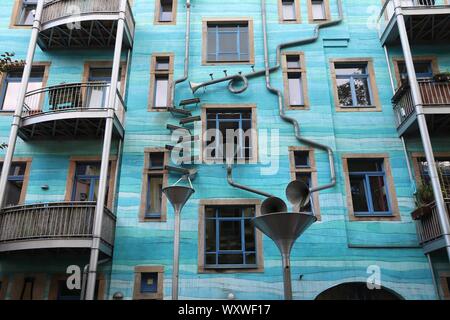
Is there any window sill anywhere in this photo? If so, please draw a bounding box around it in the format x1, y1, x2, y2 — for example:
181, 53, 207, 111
9, 24, 33, 29
202, 60, 254, 66
350, 213, 401, 221
148, 107, 169, 112
287, 105, 309, 110
336, 105, 381, 112
198, 265, 264, 274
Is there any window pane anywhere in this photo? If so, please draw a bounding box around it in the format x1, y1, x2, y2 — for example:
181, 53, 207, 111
282, 1, 296, 20
336, 78, 353, 106
294, 151, 309, 168
159, 0, 173, 22
219, 220, 242, 250
4, 180, 23, 207
207, 23, 249, 62
369, 176, 390, 212
148, 152, 165, 169
244, 220, 255, 251
154, 77, 168, 108
140, 273, 158, 293
205, 219, 216, 252
218, 254, 243, 265
155, 57, 170, 71
17, 2, 36, 25
2, 67, 44, 111
288, 73, 304, 106
2, 82, 22, 111
354, 78, 372, 106
399, 61, 433, 79
287, 55, 301, 69
73, 179, 92, 202
335, 65, 367, 76
312, 1, 325, 20
146, 175, 163, 214
350, 176, 369, 212
348, 159, 383, 172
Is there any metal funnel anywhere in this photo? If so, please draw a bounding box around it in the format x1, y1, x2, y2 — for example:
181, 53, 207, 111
252, 212, 317, 300
163, 186, 195, 214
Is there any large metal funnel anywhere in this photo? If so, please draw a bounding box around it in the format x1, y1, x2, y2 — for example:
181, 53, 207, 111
252, 212, 317, 300
163, 186, 195, 214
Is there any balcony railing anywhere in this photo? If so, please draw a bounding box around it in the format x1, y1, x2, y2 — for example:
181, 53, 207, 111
412, 199, 450, 247
392, 80, 450, 128
0, 202, 115, 252
22, 82, 126, 124
39, 0, 135, 49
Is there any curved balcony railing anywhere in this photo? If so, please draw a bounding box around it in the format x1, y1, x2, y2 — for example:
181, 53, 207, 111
0, 201, 115, 253
22, 82, 126, 124
39, 0, 135, 49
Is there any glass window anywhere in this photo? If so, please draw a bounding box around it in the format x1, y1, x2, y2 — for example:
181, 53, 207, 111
288, 72, 304, 106
204, 206, 257, 269
140, 273, 158, 293
72, 162, 109, 204
145, 175, 163, 218
0, 162, 27, 207
294, 151, 310, 168
282, 0, 296, 21
206, 22, 250, 63
335, 63, 372, 107
159, 0, 174, 22
312, 0, 326, 20
398, 61, 433, 80
418, 157, 450, 197
1, 67, 45, 111
287, 55, 301, 69
148, 152, 165, 170
206, 109, 253, 160
155, 57, 170, 71
16, 0, 37, 26
348, 158, 391, 216
154, 76, 169, 109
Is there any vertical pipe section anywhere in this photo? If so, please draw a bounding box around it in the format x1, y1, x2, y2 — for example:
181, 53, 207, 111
85, 0, 127, 301
282, 254, 292, 300
172, 208, 181, 300
393, 0, 450, 260
0, 0, 44, 207
170, 0, 191, 107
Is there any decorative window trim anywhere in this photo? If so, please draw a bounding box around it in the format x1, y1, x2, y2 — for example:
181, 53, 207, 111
342, 154, 400, 221
0, 62, 51, 114
282, 52, 309, 110
0, 157, 32, 205
154, 0, 178, 25
278, 0, 301, 24
148, 53, 174, 111
202, 18, 255, 66
82, 60, 128, 96
133, 266, 164, 300
9, 273, 46, 300
64, 156, 117, 210
197, 199, 264, 274
139, 148, 169, 222
392, 56, 440, 88
330, 58, 381, 112
307, 0, 331, 23
48, 273, 106, 300
288, 147, 320, 219
0, 276, 8, 300
201, 104, 258, 164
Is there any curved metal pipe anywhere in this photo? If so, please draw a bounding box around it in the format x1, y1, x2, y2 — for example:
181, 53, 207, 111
227, 164, 274, 198
170, 0, 191, 106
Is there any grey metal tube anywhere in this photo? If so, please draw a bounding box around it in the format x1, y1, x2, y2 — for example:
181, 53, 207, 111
172, 207, 181, 300
81, 258, 110, 300
226, 164, 274, 198
260, 0, 342, 193
426, 254, 441, 300
393, 0, 450, 260
0, 0, 44, 207
282, 254, 292, 300
170, 0, 191, 106
85, 0, 127, 300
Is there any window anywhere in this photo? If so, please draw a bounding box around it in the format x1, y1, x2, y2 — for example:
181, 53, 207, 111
133, 266, 164, 300
155, 0, 177, 24
0, 66, 46, 111
203, 20, 254, 64
289, 148, 320, 216
331, 59, 380, 111
0, 160, 30, 207
398, 61, 433, 80
149, 54, 173, 110
203, 106, 256, 162
282, 53, 308, 108
279, 0, 300, 23
415, 156, 450, 198
140, 150, 168, 222
13, 0, 37, 26
309, 0, 328, 21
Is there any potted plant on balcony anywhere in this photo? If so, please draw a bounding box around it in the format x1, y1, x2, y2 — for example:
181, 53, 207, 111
0, 52, 25, 73
411, 183, 434, 220
433, 70, 450, 82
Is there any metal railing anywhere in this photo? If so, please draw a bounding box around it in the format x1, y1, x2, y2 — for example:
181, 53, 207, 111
0, 201, 115, 248
377, 0, 448, 39
413, 199, 450, 245
392, 80, 450, 127
41, 0, 135, 35
22, 82, 126, 124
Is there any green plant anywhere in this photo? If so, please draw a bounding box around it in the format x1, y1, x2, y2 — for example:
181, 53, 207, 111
414, 183, 434, 208
0, 52, 25, 73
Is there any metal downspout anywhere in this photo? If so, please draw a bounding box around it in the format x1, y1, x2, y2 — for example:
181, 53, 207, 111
226, 164, 274, 198
0, 0, 44, 207
81, 258, 110, 300
260, 0, 343, 194
85, 0, 127, 300
170, 0, 191, 107
392, 0, 450, 261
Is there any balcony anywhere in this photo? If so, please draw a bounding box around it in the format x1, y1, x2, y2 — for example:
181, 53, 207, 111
18, 82, 126, 141
412, 199, 450, 253
392, 79, 450, 136
38, 0, 135, 50
0, 202, 115, 256
378, 0, 450, 46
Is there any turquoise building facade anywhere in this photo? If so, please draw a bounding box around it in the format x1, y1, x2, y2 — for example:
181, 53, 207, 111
0, 0, 449, 300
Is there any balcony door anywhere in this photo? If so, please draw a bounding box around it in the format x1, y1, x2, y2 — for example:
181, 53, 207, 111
71, 162, 109, 205
87, 67, 122, 109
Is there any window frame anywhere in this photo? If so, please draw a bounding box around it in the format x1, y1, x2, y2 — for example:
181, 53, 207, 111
392, 56, 440, 88
133, 266, 164, 300
148, 53, 174, 111
154, 0, 177, 25
330, 58, 381, 112
82, 60, 128, 96
201, 104, 258, 164
342, 154, 400, 221
202, 18, 255, 65
0, 158, 32, 207
139, 148, 169, 222
288, 147, 320, 219
308, 0, 331, 22
10, 0, 37, 29
282, 52, 309, 109
278, 0, 301, 23
198, 199, 264, 273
